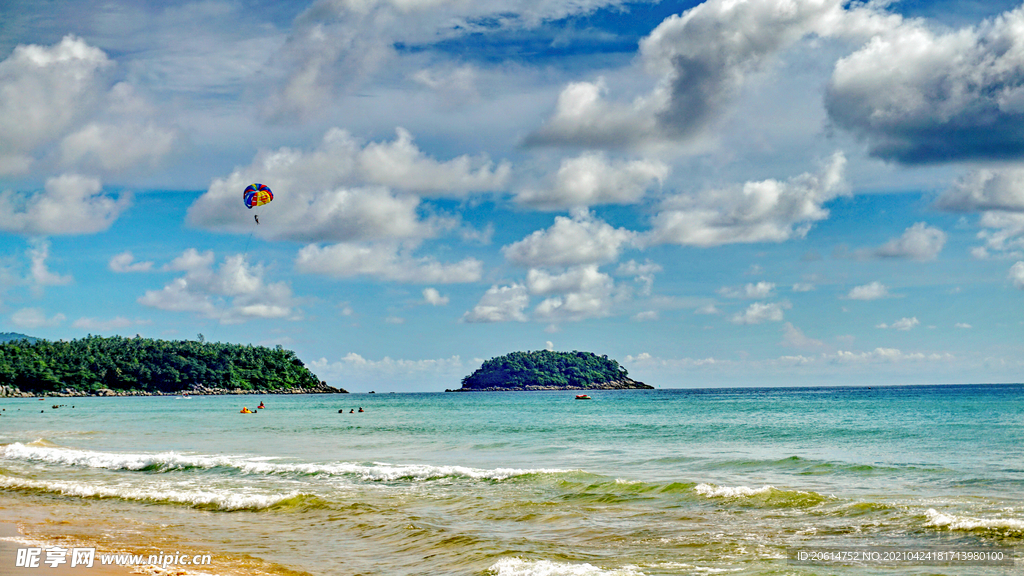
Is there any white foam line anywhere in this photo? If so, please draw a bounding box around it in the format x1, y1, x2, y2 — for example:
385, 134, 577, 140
0, 442, 570, 481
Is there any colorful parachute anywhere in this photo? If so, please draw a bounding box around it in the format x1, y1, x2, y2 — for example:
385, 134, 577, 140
243, 183, 273, 209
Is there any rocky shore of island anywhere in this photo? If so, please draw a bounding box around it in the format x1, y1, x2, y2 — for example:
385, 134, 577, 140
447, 376, 652, 392
0, 381, 347, 398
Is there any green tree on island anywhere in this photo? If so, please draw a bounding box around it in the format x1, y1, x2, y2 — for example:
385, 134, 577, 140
457, 350, 651, 391
0, 335, 334, 395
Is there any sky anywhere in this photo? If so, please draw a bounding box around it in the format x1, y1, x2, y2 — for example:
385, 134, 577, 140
1, 0, 1023, 392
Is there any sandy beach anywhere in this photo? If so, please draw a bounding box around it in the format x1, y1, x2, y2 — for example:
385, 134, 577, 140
0, 521, 133, 576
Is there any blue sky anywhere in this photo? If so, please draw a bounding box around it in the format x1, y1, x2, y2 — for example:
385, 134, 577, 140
1, 0, 1023, 391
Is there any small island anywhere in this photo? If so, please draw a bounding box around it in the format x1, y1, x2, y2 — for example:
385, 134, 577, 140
451, 350, 652, 391
0, 334, 345, 397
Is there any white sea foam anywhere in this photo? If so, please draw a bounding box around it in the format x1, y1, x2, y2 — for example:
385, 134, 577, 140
694, 483, 774, 498
0, 475, 301, 511
0, 442, 568, 482
925, 509, 1024, 533
489, 558, 645, 576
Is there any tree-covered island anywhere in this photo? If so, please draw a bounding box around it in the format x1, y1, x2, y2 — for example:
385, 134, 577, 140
451, 350, 652, 391
0, 334, 345, 397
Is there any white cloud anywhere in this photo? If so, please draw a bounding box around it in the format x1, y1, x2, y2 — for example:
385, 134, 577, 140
27, 240, 72, 290
829, 348, 954, 364
422, 287, 449, 306
937, 169, 1024, 213
295, 242, 482, 283
187, 127, 508, 241
109, 251, 154, 273
356, 128, 510, 194
309, 352, 469, 391
847, 281, 889, 300
462, 283, 529, 323
955, 322, 972, 329
138, 249, 302, 324
502, 210, 637, 268
781, 322, 825, 349
875, 223, 946, 261
1009, 261, 1024, 289
515, 152, 668, 209
975, 212, 1024, 258
876, 317, 920, 331
827, 5, 1024, 163
11, 307, 65, 329
60, 119, 176, 173
0, 36, 177, 176
792, 283, 816, 292
647, 152, 847, 247
632, 310, 658, 322
719, 281, 775, 299
0, 35, 110, 174
72, 316, 133, 332
529, 265, 618, 323
730, 301, 789, 325
0, 174, 131, 235
526, 0, 895, 148
266, 0, 633, 120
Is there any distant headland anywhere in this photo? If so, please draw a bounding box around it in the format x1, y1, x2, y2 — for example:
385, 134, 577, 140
0, 334, 346, 397
449, 350, 652, 392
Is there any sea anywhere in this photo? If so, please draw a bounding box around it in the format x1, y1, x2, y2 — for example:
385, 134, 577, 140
0, 384, 1021, 576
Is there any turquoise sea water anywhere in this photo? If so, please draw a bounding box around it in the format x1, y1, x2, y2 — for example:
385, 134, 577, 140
0, 385, 1022, 575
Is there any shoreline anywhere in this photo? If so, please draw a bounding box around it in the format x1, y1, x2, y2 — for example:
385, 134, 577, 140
0, 386, 347, 399
0, 520, 134, 576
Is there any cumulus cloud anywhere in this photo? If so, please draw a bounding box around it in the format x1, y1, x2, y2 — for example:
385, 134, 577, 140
0, 175, 130, 235
874, 222, 946, 261
1010, 261, 1024, 289
109, 251, 154, 273
11, 307, 65, 329
295, 242, 482, 283
462, 283, 529, 323
877, 317, 920, 330
527, 265, 620, 323
526, 0, 895, 148
647, 152, 847, 247
730, 301, 789, 325
827, 5, 1024, 163
138, 249, 302, 324
502, 210, 637, 267
937, 169, 1024, 213
187, 127, 507, 241
974, 212, 1024, 258
422, 287, 449, 306
0, 35, 109, 174
515, 152, 668, 209
0, 36, 177, 176
847, 281, 888, 300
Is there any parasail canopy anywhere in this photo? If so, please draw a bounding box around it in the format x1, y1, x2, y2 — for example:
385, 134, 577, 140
243, 183, 273, 209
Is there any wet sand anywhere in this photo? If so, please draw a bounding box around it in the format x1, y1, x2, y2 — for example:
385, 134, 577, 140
0, 522, 131, 576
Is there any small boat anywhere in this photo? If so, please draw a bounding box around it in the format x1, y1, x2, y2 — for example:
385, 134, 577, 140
575, 394, 591, 400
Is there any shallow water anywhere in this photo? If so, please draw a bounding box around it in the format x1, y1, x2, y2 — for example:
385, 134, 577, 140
1, 385, 1021, 575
